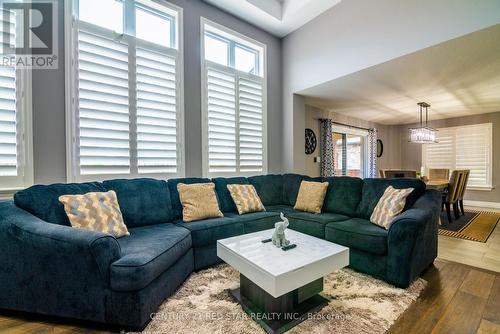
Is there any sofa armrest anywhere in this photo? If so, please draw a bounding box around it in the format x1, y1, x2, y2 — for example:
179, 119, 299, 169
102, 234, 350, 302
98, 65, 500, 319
386, 190, 441, 287
0, 200, 121, 286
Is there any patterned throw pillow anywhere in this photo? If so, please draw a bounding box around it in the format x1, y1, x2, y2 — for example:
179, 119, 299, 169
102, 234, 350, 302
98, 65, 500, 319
294, 181, 329, 214
59, 191, 129, 238
227, 184, 265, 215
177, 183, 223, 222
370, 186, 414, 230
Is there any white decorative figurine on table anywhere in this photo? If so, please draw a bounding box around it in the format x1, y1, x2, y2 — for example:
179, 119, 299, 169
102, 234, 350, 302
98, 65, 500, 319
272, 213, 290, 247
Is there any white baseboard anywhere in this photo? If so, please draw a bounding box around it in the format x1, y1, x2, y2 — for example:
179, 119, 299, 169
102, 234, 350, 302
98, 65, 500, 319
464, 200, 500, 210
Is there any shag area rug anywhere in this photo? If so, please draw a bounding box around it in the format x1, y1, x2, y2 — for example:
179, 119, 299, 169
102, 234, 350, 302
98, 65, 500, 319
142, 265, 426, 334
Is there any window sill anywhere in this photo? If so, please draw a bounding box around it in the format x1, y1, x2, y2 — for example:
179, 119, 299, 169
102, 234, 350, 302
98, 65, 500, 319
467, 186, 494, 192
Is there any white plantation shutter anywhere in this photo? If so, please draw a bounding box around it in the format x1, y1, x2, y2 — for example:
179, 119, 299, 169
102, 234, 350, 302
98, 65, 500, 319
0, 6, 32, 189
422, 123, 492, 188
0, 65, 17, 177
455, 124, 492, 188
204, 63, 265, 176
77, 29, 130, 175
68, 1, 182, 182
207, 67, 236, 173
136, 47, 178, 174
422, 128, 454, 170
238, 77, 264, 173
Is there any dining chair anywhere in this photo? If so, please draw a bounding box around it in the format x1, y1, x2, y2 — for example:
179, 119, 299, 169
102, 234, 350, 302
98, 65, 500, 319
457, 170, 470, 215
443, 170, 469, 223
383, 170, 417, 179
428, 168, 450, 181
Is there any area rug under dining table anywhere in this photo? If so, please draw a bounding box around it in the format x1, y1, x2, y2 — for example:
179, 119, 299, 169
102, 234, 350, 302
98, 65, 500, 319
141, 264, 427, 334
439, 210, 500, 242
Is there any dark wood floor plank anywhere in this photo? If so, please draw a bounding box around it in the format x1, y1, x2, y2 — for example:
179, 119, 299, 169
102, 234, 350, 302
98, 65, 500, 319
460, 270, 496, 299
483, 276, 500, 325
432, 291, 487, 334
388, 260, 471, 334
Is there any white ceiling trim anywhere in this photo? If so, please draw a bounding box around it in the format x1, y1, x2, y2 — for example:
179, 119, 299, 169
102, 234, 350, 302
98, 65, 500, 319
203, 0, 342, 37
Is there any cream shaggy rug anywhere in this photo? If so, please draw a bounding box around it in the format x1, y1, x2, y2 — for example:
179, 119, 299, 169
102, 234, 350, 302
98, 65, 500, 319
141, 264, 426, 334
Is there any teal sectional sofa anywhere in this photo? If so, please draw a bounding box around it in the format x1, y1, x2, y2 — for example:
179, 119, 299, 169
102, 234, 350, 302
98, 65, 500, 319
0, 174, 440, 330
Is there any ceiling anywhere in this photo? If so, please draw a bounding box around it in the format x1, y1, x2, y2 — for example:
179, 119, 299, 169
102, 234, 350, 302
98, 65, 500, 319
302, 24, 500, 125
203, 0, 342, 37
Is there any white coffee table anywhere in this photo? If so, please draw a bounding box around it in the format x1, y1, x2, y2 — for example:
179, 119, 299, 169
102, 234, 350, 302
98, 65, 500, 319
217, 228, 349, 334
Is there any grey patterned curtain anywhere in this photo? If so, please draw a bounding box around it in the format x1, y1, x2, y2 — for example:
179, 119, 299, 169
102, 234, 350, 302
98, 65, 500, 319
367, 128, 378, 178
320, 119, 334, 177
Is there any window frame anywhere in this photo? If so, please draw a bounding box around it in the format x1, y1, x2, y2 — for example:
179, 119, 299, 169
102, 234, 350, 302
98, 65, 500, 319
0, 68, 33, 192
65, 0, 185, 182
422, 123, 493, 190
200, 18, 267, 178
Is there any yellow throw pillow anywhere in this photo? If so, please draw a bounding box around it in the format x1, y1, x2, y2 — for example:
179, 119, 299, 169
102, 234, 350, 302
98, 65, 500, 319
294, 181, 329, 214
370, 186, 414, 230
177, 183, 223, 222
227, 184, 265, 215
59, 191, 129, 238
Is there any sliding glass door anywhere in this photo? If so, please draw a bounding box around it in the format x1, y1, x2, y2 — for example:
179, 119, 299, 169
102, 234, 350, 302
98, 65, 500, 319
333, 132, 365, 178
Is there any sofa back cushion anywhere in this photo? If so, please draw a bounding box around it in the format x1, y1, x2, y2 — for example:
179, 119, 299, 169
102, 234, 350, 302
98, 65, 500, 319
103, 178, 172, 227
212, 177, 249, 213
356, 178, 426, 220
248, 174, 283, 206
282, 174, 322, 206
168, 178, 211, 220
323, 177, 364, 216
14, 182, 106, 226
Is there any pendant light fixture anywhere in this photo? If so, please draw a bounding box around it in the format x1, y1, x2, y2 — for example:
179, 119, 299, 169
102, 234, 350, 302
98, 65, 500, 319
409, 102, 438, 144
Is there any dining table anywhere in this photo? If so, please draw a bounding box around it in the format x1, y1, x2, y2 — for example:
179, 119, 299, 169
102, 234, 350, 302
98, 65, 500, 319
425, 179, 450, 192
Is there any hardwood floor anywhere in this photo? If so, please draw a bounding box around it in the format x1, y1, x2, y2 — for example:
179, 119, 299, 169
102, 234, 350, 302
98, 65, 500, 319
438, 206, 500, 273
1, 259, 500, 333
388, 259, 500, 334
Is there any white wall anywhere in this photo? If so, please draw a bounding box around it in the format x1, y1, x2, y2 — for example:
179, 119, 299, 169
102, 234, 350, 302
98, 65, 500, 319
282, 0, 500, 173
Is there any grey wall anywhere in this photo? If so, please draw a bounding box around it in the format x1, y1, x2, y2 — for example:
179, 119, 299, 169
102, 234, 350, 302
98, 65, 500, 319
282, 0, 500, 174
399, 111, 500, 203
32, 0, 282, 184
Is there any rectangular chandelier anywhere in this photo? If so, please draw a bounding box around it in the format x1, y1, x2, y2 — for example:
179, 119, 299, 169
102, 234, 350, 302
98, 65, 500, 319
409, 102, 438, 144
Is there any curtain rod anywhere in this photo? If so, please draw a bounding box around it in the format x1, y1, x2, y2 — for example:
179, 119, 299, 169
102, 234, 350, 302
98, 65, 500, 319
319, 118, 371, 131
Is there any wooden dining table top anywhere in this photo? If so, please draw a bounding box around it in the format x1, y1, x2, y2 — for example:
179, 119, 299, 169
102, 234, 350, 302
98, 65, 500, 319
425, 179, 449, 190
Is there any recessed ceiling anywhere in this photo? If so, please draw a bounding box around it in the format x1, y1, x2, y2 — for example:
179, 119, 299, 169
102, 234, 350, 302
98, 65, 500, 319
203, 0, 342, 37
301, 24, 500, 125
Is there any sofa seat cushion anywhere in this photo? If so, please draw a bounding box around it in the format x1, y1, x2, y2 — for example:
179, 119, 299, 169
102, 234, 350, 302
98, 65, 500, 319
225, 211, 281, 233
14, 182, 106, 226
325, 218, 388, 255
103, 178, 173, 227
267, 206, 349, 238
175, 217, 244, 248
111, 224, 192, 291
265, 205, 296, 214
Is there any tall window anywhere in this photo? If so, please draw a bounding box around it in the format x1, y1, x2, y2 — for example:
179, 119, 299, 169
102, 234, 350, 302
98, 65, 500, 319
332, 125, 368, 178
422, 123, 493, 189
0, 4, 33, 190
66, 0, 183, 182
201, 19, 267, 177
